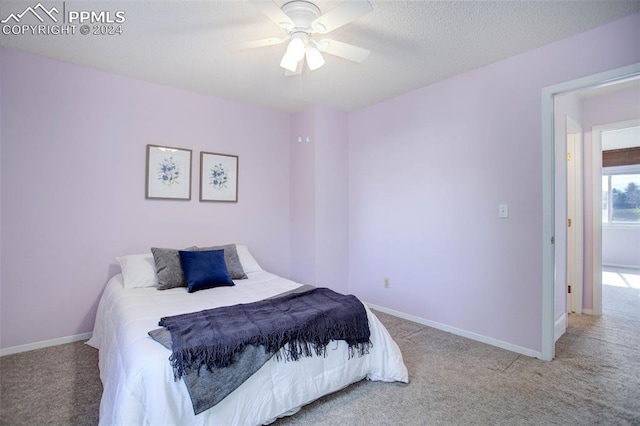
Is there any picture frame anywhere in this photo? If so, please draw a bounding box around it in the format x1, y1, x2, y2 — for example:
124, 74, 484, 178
145, 144, 192, 200
200, 151, 239, 202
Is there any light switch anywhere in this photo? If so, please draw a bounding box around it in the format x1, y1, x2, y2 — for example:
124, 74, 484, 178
499, 204, 509, 218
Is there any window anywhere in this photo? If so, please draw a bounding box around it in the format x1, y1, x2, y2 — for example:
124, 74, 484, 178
602, 167, 640, 225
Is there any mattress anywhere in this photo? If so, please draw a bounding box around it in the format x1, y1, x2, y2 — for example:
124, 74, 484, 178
87, 270, 408, 425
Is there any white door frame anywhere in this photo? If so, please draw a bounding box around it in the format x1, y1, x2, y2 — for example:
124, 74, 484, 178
591, 118, 640, 316
541, 62, 640, 361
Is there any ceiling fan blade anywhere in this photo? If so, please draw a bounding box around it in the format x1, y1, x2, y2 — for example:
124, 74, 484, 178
311, 0, 372, 34
249, 0, 295, 30
227, 37, 288, 52
316, 39, 370, 63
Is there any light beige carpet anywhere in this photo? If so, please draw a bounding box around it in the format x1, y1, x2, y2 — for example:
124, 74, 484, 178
1, 283, 638, 425
275, 283, 640, 425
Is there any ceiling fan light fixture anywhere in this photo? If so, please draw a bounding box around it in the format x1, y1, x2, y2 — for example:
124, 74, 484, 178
280, 52, 299, 72
286, 34, 306, 62
305, 46, 325, 71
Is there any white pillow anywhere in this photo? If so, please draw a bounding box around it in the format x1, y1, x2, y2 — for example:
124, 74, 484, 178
116, 253, 158, 288
235, 245, 263, 274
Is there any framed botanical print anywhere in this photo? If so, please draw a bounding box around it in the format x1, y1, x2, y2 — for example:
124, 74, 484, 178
145, 144, 192, 200
200, 152, 238, 202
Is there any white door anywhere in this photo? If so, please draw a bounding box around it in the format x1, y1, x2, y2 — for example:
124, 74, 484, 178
566, 117, 583, 314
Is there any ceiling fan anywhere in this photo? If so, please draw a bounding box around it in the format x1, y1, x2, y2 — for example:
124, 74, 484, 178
229, 0, 373, 75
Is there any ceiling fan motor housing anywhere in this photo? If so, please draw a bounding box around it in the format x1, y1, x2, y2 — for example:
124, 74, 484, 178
281, 1, 323, 35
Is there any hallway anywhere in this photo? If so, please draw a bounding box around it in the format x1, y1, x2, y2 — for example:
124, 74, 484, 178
602, 266, 640, 318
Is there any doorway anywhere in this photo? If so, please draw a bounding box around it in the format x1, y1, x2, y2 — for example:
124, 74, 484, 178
591, 119, 640, 316
541, 62, 640, 361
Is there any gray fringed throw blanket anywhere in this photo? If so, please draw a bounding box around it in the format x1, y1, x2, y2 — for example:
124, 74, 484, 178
159, 287, 372, 382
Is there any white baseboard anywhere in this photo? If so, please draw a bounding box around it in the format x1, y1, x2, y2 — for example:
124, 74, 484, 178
602, 263, 640, 271
366, 302, 542, 359
0, 332, 93, 357
554, 313, 567, 341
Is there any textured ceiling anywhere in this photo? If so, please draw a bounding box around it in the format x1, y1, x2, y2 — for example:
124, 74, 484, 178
1, 0, 639, 112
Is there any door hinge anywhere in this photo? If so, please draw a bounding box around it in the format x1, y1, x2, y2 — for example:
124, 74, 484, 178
568, 285, 572, 294
568, 218, 572, 227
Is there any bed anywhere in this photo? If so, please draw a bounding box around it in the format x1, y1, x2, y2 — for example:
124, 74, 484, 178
87, 246, 408, 425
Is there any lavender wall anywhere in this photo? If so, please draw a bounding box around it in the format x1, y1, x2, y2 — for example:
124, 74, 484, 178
0, 48, 291, 349
290, 106, 349, 294
348, 13, 640, 353
290, 108, 316, 285
313, 106, 349, 294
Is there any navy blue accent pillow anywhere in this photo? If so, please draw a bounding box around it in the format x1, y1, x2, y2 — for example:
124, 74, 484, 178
178, 249, 234, 293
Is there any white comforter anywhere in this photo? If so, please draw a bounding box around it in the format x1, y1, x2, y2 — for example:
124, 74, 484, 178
87, 271, 408, 425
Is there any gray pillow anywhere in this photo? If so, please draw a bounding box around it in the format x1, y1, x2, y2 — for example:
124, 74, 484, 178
196, 244, 247, 280
151, 247, 197, 290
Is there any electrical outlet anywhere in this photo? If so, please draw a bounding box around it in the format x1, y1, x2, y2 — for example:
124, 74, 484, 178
498, 203, 509, 218
384, 277, 390, 288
